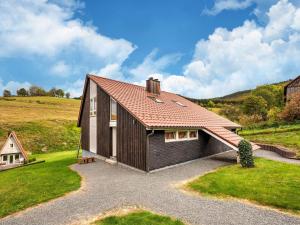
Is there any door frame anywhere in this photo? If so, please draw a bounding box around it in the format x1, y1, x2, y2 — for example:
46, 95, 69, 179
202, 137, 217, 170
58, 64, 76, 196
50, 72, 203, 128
112, 127, 117, 158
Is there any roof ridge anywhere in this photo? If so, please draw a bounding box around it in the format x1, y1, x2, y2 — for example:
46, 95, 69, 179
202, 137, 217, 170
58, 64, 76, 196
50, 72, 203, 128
88, 74, 181, 96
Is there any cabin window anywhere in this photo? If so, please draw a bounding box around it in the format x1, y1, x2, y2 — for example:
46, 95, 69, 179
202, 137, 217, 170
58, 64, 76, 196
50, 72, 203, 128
10, 143, 13, 148
178, 131, 188, 139
15, 154, 19, 160
165, 130, 199, 142
3, 155, 7, 161
90, 97, 97, 116
110, 98, 117, 121
189, 130, 198, 139
165, 131, 177, 142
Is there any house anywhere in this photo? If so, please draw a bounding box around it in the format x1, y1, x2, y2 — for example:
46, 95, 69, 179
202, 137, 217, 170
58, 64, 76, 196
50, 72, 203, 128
78, 75, 259, 172
284, 75, 300, 101
0, 132, 28, 166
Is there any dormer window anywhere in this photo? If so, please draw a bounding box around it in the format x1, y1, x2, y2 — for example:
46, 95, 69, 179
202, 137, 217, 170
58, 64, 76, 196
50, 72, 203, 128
90, 97, 97, 116
110, 98, 117, 121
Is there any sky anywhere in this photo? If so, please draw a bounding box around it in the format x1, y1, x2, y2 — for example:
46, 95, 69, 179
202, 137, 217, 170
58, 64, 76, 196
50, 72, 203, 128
0, 0, 300, 98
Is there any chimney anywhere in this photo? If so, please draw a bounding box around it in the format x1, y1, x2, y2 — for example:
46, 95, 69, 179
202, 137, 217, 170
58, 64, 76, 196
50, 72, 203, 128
146, 77, 160, 95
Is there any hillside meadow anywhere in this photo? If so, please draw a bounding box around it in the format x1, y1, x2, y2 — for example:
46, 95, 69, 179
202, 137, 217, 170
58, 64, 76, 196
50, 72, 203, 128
0, 96, 81, 154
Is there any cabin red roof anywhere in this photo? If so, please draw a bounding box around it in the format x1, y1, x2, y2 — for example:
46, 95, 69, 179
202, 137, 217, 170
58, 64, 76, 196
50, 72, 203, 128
84, 75, 241, 129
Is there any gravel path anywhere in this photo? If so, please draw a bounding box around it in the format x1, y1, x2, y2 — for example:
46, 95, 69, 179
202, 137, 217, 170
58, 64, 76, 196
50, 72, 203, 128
254, 149, 300, 165
1, 154, 300, 225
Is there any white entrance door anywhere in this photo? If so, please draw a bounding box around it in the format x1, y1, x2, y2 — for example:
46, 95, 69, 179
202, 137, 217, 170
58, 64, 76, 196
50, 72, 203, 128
112, 127, 117, 157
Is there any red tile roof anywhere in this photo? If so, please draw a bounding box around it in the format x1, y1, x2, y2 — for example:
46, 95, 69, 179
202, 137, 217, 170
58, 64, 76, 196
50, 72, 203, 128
86, 75, 241, 129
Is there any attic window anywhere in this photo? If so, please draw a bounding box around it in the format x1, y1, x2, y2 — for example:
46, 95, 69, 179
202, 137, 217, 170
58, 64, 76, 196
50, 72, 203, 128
10, 143, 13, 148
173, 100, 186, 107
148, 96, 164, 103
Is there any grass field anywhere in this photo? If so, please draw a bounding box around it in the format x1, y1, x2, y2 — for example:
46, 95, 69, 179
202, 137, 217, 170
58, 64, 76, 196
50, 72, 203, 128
93, 211, 185, 225
240, 124, 300, 155
0, 151, 81, 218
0, 97, 81, 153
187, 158, 300, 213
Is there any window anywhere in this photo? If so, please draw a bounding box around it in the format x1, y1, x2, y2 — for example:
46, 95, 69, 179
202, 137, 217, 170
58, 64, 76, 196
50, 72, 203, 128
90, 97, 97, 116
165, 131, 176, 142
165, 130, 198, 142
3, 155, 7, 161
110, 98, 117, 121
10, 143, 13, 148
178, 131, 188, 139
15, 154, 19, 160
189, 130, 198, 139
173, 100, 186, 107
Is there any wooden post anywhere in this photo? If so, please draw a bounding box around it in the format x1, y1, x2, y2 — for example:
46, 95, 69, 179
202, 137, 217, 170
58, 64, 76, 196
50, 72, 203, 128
236, 152, 240, 164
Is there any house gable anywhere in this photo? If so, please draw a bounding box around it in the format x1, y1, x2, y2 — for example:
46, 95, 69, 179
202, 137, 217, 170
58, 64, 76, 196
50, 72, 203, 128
0, 132, 28, 161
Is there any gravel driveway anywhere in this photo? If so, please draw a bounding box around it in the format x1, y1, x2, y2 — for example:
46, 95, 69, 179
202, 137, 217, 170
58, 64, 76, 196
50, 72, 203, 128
1, 153, 300, 225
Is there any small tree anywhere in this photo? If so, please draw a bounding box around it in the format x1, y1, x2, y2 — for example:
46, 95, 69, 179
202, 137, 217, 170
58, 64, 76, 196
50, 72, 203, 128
238, 140, 254, 168
3, 89, 11, 97
207, 100, 215, 108
29, 85, 46, 96
56, 89, 64, 98
65, 92, 70, 99
242, 95, 268, 119
48, 88, 57, 97
17, 88, 28, 96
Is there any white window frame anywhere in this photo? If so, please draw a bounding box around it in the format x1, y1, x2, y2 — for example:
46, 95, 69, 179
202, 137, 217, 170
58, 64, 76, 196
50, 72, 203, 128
165, 130, 198, 142
165, 130, 177, 142
90, 97, 97, 116
110, 97, 117, 121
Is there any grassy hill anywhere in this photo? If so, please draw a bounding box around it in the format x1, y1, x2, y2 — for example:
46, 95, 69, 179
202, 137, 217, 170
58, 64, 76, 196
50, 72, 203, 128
0, 97, 81, 154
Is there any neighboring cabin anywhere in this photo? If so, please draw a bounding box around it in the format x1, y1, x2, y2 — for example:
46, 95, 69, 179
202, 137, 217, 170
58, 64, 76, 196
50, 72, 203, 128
78, 75, 258, 172
284, 75, 300, 101
0, 132, 28, 166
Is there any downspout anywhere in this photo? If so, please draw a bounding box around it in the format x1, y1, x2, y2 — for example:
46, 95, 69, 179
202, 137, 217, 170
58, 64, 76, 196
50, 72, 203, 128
146, 129, 155, 172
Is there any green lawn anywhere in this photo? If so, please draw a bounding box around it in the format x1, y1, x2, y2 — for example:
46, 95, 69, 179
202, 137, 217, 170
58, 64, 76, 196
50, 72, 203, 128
243, 131, 300, 156
187, 158, 300, 213
0, 151, 81, 218
239, 123, 300, 156
93, 211, 185, 225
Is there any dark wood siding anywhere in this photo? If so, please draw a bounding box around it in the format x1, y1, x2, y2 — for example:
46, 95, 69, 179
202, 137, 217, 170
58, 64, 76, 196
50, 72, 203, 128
117, 105, 147, 171
80, 82, 90, 151
97, 86, 111, 157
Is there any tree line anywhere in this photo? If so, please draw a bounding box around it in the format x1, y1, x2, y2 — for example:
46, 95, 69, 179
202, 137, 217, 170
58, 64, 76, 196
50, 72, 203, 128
3, 86, 71, 98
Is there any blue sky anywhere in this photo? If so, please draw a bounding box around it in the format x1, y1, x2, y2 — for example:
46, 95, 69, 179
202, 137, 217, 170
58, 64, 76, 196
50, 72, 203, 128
0, 0, 300, 98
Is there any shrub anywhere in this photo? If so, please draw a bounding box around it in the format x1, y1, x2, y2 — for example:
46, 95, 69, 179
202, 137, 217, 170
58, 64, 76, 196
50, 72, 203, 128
238, 114, 263, 126
238, 140, 254, 168
219, 105, 241, 122
241, 95, 268, 119
281, 93, 300, 121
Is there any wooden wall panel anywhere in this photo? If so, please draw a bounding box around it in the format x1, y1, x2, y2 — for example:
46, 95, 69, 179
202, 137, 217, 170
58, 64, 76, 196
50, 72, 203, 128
117, 106, 147, 171
97, 86, 111, 158
80, 82, 90, 151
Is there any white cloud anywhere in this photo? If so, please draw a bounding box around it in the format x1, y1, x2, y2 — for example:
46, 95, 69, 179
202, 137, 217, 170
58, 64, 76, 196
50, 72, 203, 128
129, 49, 181, 81
0, 0, 135, 64
0, 79, 31, 96
50, 61, 71, 76
203, 0, 254, 15
181, 0, 300, 98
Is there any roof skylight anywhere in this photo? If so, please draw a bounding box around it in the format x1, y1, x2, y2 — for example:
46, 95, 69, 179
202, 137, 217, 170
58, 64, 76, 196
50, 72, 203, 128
173, 100, 186, 107
148, 96, 164, 103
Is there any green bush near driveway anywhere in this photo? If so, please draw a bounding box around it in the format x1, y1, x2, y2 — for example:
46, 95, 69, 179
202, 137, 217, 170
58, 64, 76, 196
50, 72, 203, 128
187, 158, 300, 213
